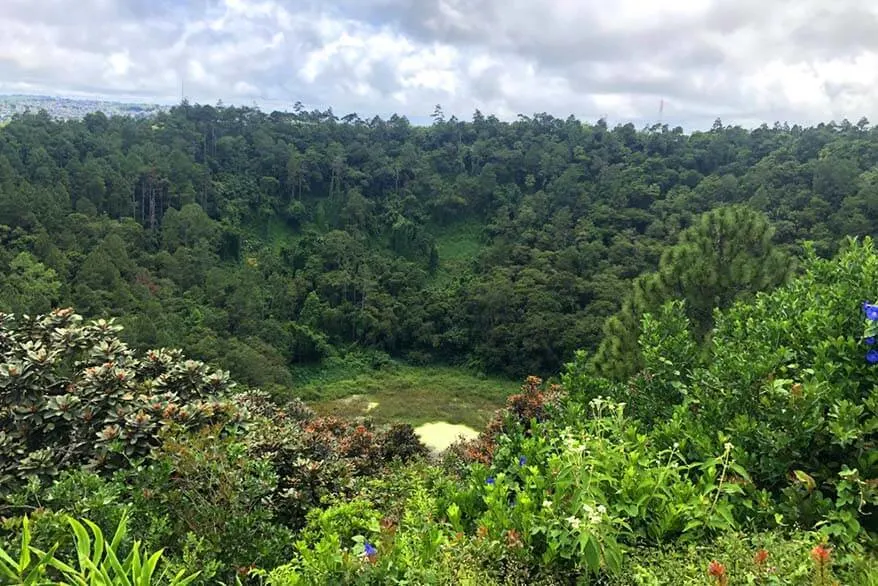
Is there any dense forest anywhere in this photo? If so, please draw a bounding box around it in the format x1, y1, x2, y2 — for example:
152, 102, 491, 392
2, 104, 878, 389
0, 104, 877, 583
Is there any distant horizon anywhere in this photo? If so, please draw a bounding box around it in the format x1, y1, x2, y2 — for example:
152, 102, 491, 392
1, 91, 872, 132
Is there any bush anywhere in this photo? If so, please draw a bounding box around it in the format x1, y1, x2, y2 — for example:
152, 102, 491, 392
0, 309, 241, 491
563, 238, 878, 547
121, 426, 293, 583
608, 530, 876, 585
0, 511, 199, 585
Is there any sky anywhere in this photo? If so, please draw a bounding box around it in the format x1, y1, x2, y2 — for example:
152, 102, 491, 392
1, 0, 878, 129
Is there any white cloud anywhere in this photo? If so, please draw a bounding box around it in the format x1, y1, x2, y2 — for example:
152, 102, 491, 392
106, 51, 132, 78
0, 0, 877, 127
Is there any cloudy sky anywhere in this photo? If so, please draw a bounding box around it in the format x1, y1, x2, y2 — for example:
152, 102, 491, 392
2, 0, 877, 128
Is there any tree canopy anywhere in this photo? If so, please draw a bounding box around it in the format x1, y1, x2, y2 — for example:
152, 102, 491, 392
1, 105, 877, 384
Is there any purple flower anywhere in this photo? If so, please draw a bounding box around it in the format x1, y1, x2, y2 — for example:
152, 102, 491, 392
518, 455, 527, 466
867, 337, 876, 345
867, 349, 878, 364
364, 542, 377, 557
864, 302, 878, 321
486, 477, 495, 485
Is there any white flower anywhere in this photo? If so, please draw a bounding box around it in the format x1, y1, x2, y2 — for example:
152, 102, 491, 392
542, 500, 553, 510
582, 504, 602, 526
566, 516, 582, 530
672, 442, 679, 449
564, 439, 587, 455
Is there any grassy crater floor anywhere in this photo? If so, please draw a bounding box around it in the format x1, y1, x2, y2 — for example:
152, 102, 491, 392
298, 364, 513, 430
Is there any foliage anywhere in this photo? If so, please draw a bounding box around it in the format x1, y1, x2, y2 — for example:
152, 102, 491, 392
119, 426, 293, 583
444, 376, 563, 468
594, 205, 793, 380
2, 107, 877, 381
565, 237, 878, 549
607, 530, 876, 585
440, 398, 746, 581
248, 385, 872, 586
0, 308, 240, 491
3, 102, 878, 584
0, 311, 430, 584
0, 511, 198, 586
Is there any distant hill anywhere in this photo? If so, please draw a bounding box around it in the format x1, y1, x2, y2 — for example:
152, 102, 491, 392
0, 94, 169, 122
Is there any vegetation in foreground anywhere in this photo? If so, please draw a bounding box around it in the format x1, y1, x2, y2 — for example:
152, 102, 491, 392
2, 237, 877, 584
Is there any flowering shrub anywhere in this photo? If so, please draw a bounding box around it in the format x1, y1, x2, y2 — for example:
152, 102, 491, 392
445, 376, 563, 469
610, 529, 864, 585
862, 302, 878, 364
564, 238, 878, 546
431, 396, 751, 582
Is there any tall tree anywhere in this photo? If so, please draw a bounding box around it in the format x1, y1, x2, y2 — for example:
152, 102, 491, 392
593, 206, 793, 380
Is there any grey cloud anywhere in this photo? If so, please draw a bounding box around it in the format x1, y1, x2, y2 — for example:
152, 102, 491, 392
365, 61, 403, 97
790, 7, 878, 56
1, 0, 878, 127
466, 66, 507, 103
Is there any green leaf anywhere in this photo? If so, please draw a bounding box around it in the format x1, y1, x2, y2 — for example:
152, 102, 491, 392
19, 515, 31, 572
0, 545, 20, 575
792, 470, 816, 491
582, 535, 601, 572
171, 570, 202, 586
82, 519, 105, 569
44, 553, 78, 575
20, 544, 59, 586
603, 538, 622, 575
110, 510, 129, 553
66, 516, 92, 571
102, 541, 131, 586
139, 549, 164, 586
0, 559, 21, 582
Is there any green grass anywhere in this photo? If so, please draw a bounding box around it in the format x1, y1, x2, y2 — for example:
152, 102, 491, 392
430, 220, 484, 283
262, 215, 304, 252
297, 362, 515, 429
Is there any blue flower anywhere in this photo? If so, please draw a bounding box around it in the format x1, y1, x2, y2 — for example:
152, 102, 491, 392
518, 455, 527, 466
486, 477, 495, 485
867, 350, 878, 364
867, 337, 876, 345
864, 302, 878, 321
364, 542, 377, 557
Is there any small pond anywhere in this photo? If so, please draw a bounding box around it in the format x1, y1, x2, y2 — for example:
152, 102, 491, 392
413, 421, 479, 453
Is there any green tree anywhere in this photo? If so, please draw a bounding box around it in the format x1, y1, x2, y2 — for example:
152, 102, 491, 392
0, 252, 62, 314
593, 206, 792, 380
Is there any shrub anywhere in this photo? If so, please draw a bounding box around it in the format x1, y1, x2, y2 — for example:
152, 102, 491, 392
606, 530, 875, 585
118, 426, 294, 584
0, 511, 199, 585
445, 376, 563, 469
443, 396, 749, 581
0, 309, 241, 491
563, 238, 878, 546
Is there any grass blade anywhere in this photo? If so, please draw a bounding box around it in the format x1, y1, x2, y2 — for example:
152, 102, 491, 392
82, 519, 105, 569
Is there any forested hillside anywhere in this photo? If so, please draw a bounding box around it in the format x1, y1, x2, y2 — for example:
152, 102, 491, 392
1, 104, 877, 388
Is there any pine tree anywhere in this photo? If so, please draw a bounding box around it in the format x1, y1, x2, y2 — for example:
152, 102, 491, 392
592, 206, 793, 380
